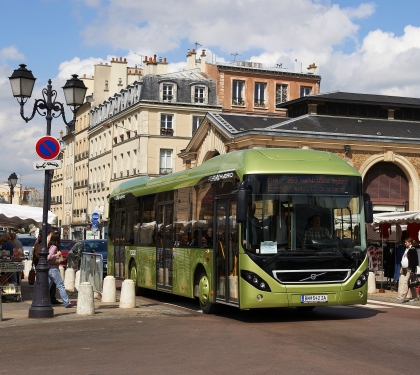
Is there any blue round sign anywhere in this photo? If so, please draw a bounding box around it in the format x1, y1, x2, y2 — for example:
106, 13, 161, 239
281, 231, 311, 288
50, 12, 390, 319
92, 212, 100, 222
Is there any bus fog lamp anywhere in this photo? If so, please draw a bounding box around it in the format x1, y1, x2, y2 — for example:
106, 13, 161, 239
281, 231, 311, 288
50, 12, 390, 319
257, 294, 263, 301
358, 291, 363, 297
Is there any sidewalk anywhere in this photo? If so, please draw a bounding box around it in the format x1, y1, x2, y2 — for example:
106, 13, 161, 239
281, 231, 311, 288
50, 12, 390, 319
0, 278, 191, 327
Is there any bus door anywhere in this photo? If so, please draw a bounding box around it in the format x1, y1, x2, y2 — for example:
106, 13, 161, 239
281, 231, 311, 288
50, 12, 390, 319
114, 209, 125, 278
156, 203, 174, 291
215, 196, 239, 305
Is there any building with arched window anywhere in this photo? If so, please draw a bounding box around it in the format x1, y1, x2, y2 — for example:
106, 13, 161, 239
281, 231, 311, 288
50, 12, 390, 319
179, 91, 420, 213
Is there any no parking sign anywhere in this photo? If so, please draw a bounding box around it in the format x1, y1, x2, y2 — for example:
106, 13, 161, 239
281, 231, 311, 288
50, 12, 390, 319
35, 136, 61, 160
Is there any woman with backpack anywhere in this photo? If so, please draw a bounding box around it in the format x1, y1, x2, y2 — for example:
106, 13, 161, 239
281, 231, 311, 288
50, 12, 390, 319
47, 232, 76, 308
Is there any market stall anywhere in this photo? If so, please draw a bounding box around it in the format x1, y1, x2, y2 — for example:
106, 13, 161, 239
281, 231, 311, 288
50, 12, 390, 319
371, 211, 420, 291
0, 204, 56, 302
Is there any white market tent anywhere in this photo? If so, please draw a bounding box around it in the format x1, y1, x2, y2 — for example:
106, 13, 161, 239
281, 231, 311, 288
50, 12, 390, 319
0, 204, 56, 228
373, 211, 420, 225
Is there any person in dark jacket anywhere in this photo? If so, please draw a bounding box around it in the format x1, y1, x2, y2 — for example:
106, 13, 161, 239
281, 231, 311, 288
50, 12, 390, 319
403, 237, 419, 302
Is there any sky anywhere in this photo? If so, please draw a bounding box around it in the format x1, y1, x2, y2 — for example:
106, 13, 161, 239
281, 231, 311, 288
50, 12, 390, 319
1, 0, 420, 190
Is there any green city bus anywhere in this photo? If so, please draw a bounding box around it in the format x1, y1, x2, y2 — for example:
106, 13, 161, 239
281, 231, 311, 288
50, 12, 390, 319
108, 148, 373, 313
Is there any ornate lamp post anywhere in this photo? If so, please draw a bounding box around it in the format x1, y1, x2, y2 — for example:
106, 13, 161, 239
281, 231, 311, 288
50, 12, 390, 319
7, 172, 18, 204
9, 64, 87, 318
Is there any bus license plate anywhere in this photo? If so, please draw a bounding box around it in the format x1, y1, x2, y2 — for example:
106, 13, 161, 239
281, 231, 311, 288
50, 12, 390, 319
301, 295, 328, 303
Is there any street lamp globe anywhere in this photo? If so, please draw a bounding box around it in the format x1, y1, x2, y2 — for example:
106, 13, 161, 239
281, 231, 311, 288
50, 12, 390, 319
8, 172, 18, 188
8, 64, 37, 98
62, 74, 88, 108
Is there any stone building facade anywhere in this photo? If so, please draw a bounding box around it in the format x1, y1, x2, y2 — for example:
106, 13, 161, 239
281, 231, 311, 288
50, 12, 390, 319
180, 91, 420, 213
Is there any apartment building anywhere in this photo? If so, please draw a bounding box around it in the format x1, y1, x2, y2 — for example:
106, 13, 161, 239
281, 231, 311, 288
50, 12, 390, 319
88, 55, 221, 235
186, 49, 320, 117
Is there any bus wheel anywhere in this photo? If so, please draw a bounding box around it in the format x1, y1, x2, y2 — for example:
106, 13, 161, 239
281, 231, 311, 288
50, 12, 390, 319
296, 306, 315, 311
198, 272, 217, 314
129, 261, 146, 296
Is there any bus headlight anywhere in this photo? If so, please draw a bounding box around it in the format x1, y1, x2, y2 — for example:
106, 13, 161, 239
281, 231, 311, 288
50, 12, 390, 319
353, 269, 369, 290
241, 270, 271, 292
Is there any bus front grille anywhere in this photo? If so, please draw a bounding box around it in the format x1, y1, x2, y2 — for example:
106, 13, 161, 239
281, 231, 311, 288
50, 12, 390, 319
272, 269, 351, 284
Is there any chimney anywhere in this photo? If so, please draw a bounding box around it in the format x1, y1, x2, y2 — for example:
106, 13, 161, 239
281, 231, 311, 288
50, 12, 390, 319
153, 54, 157, 63
200, 49, 206, 72
307, 63, 318, 75
164, 57, 167, 63
187, 49, 197, 70
124, 58, 126, 62
83, 74, 86, 78
144, 55, 148, 62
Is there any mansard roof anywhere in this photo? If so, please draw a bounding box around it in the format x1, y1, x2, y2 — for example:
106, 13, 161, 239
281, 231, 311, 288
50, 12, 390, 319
277, 91, 420, 108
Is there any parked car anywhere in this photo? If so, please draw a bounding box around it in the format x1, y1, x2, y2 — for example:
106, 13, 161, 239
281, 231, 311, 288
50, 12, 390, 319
67, 239, 107, 275
59, 239, 76, 266
17, 234, 37, 259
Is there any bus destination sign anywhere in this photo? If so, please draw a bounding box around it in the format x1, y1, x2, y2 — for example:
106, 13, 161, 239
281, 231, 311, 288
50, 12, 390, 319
266, 175, 351, 195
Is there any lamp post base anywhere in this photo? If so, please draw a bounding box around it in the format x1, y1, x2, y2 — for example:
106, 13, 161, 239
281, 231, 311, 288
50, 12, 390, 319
28, 306, 54, 319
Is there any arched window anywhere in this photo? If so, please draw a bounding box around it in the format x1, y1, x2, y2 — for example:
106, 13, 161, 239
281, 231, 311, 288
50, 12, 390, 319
364, 162, 409, 210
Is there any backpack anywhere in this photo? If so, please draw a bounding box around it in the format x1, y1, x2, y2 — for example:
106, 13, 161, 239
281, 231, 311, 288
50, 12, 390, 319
33, 241, 40, 266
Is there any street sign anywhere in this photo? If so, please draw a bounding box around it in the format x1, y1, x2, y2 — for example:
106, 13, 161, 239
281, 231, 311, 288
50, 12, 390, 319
91, 212, 100, 222
35, 136, 61, 160
33, 160, 62, 171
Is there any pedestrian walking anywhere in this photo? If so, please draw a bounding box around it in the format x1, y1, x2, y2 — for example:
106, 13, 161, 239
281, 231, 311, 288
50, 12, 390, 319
397, 237, 419, 302
47, 233, 76, 308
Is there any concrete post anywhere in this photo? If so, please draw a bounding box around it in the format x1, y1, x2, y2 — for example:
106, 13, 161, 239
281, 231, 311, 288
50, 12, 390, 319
24, 260, 32, 278
119, 279, 136, 308
75, 270, 81, 291
368, 272, 376, 294
102, 276, 116, 302
59, 266, 65, 282
76, 282, 95, 316
64, 268, 75, 292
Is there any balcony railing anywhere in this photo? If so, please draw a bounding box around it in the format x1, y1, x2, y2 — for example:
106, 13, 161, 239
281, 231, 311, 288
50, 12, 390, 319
160, 168, 172, 175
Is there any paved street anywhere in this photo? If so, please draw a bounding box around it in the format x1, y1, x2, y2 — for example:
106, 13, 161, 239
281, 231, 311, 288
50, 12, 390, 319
1, 285, 418, 375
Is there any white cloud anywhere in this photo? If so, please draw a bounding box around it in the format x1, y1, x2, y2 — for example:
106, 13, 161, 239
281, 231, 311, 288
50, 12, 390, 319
0, 46, 25, 63
79, 0, 369, 54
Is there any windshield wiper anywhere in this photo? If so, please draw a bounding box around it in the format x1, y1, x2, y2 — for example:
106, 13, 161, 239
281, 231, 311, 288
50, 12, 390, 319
334, 241, 353, 261
262, 249, 293, 267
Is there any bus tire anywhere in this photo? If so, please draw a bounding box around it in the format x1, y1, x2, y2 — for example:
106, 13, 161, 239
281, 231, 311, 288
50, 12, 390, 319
129, 261, 147, 296
296, 306, 315, 311
198, 272, 217, 314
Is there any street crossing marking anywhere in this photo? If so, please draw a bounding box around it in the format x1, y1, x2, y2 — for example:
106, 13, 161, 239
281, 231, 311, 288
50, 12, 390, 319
366, 299, 420, 309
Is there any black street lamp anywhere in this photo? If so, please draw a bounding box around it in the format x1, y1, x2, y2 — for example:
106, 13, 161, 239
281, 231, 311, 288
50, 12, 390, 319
9, 64, 87, 318
7, 172, 18, 204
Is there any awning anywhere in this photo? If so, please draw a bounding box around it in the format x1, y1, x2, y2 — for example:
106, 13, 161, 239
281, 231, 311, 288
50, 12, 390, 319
0, 204, 56, 228
373, 211, 420, 224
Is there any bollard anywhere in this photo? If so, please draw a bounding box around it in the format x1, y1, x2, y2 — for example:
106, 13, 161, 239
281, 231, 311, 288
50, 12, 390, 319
368, 271, 376, 294
59, 266, 65, 282
0, 291, 2, 321
76, 282, 95, 316
119, 279, 136, 308
102, 276, 116, 302
75, 270, 81, 291
64, 268, 76, 292
24, 260, 32, 278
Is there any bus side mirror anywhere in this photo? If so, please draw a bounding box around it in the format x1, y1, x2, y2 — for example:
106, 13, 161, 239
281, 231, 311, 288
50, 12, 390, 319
236, 182, 249, 223
364, 193, 373, 224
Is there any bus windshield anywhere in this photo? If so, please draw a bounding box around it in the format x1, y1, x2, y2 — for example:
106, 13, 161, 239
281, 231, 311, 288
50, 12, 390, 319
242, 174, 365, 258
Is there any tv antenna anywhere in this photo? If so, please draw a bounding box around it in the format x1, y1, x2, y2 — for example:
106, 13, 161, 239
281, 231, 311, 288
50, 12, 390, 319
134, 53, 144, 68
195, 42, 202, 50
276, 63, 282, 68
231, 53, 241, 62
